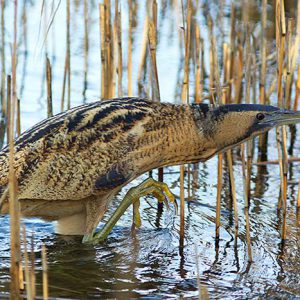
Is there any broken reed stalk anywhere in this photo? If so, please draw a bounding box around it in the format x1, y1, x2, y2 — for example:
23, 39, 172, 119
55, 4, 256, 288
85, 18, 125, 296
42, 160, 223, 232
22, 226, 33, 300
83, 0, 89, 98
1, 0, 5, 117
255, 157, 300, 165
42, 244, 49, 300
46, 57, 53, 118
128, 0, 133, 96
9, 1, 22, 297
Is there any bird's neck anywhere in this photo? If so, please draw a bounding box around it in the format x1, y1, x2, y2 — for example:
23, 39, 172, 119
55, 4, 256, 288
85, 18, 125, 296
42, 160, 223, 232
131, 104, 216, 173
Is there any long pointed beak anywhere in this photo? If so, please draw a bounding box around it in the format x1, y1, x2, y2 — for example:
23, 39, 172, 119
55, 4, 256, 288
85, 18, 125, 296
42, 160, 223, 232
276, 110, 300, 126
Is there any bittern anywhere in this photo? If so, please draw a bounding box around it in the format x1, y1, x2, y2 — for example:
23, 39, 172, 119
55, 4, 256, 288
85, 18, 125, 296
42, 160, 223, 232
0, 97, 300, 243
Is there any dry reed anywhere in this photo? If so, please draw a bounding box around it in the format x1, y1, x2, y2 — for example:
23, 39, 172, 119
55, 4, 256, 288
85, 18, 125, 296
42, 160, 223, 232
29, 233, 36, 298
16, 98, 20, 136
137, 16, 148, 90
148, 12, 160, 101
1, 0, 5, 117
9, 1, 22, 297
83, 0, 89, 98
61, 0, 71, 111
297, 180, 300, 208
22, 226, 33, 300
294, 65, 300, 111
100, 3, 106, 98
128, 0, 133, 96
275, 0, 289, 242
46, 56, 53, 117
100, 1, 116, 98
223, 40, 238, 244
179, 0, 192, 244
241, 143, 253, 262
42, 244, 49, 300
194, 25, 202, 103
117, 5, 122, 97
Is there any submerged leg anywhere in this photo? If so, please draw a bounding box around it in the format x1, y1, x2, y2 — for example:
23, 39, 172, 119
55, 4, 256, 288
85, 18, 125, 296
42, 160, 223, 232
84, 178, 177, 244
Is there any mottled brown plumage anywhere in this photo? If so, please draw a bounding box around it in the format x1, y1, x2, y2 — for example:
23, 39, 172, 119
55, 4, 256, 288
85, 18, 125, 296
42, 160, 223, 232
0, 97, 299, 238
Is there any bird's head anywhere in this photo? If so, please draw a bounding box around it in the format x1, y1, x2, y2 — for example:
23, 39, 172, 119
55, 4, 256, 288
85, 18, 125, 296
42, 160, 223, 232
201, 104, 300, 154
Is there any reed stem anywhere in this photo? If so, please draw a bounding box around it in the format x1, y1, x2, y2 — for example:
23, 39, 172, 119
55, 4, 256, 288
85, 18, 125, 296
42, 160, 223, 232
1, 0, 5, 117
46, 56, 53, 117
128, 0, 133, 96
42, 244, 49, 300
9, 2, 21, 297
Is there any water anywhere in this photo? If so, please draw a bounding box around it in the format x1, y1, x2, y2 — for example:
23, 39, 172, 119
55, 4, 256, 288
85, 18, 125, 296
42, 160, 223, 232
1, 0, 300, 299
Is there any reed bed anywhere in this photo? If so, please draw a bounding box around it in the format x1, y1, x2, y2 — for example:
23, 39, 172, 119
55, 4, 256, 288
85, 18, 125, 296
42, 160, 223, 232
1, 0, 300, 298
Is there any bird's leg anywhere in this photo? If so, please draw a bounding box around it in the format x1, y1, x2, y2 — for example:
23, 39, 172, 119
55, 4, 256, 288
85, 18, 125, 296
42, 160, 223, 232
86, 178, 177, 244
82, 196, 108, 243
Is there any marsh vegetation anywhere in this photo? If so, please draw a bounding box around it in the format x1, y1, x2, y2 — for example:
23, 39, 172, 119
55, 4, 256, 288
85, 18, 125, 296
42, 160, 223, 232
0, 0, 300, 299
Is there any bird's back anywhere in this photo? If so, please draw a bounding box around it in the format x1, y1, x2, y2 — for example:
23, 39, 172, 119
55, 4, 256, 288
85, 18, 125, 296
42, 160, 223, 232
0, 97, 163, 201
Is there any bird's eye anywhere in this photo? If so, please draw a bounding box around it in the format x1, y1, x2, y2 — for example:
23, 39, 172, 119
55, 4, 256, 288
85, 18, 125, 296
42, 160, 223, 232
256, 113, 265, 121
